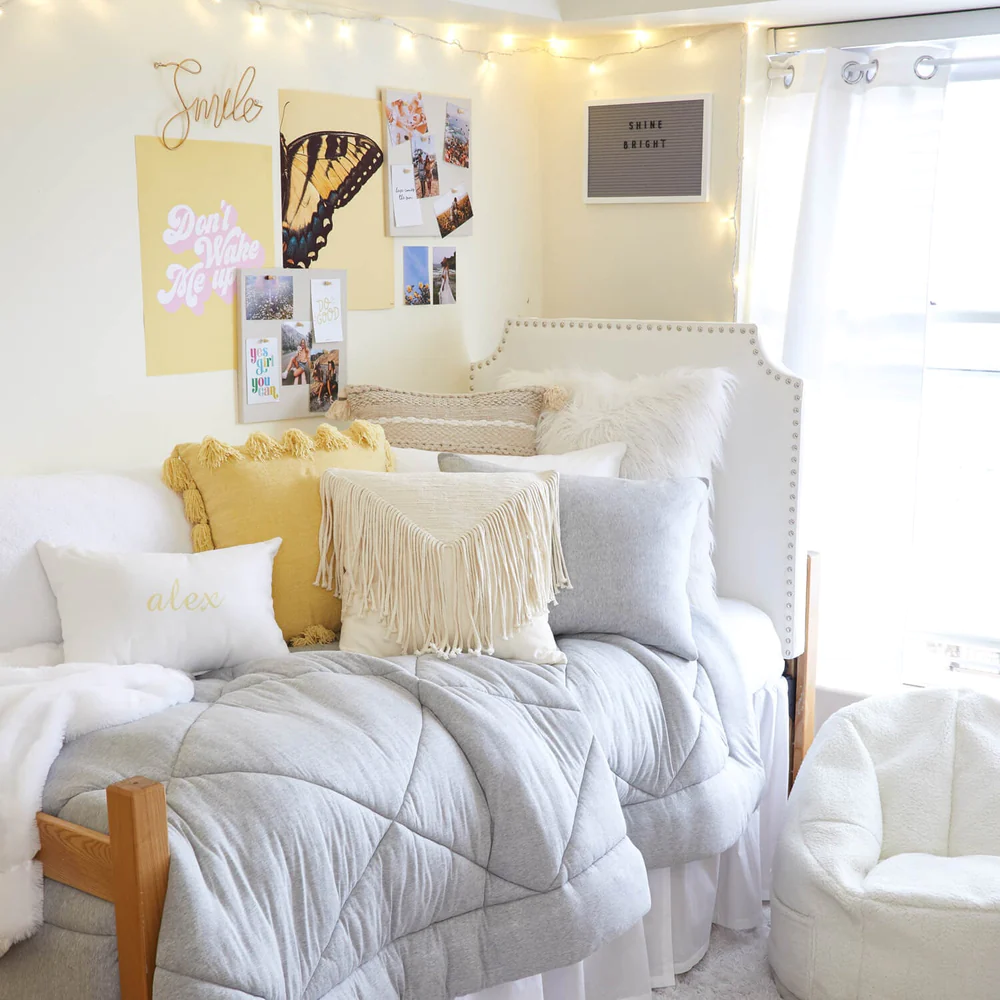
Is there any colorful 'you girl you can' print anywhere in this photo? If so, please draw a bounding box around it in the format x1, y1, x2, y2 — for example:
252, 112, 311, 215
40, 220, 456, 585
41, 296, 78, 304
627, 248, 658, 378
135, 136, 274, 377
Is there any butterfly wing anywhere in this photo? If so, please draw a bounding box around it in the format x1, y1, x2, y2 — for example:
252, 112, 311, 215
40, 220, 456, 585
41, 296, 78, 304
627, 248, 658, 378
281, 131, 384, 269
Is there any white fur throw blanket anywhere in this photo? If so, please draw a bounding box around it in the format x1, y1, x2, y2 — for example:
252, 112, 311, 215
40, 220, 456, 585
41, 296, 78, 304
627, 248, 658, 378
0, 663, 193, 957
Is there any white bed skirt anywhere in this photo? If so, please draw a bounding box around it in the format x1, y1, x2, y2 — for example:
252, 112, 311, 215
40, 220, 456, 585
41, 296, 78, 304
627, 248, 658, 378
462, 677, 789, 1000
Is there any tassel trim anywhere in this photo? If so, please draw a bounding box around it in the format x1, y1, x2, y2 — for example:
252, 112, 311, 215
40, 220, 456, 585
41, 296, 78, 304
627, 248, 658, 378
163, 448, 214, 553
327, 398, 352, 421
281, 428, 315, 460
243, 431, 284, 462
316, 472, 569, 657
347, 419, 382, 451
199, 436, 244, 469
290, 624, 337, 647
315, 424, 350, 451
542, 385, 570, 411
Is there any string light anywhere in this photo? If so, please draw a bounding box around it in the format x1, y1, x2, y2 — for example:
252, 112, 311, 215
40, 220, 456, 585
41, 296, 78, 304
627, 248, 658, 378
0, 0, 731, 77
589, 61, 604, 75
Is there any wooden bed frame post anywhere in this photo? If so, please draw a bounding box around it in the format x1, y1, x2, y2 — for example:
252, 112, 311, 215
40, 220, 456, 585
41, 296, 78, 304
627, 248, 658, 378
786, 551, 819, 785
108, 778, 170, 1000
36, 777, 169, 1000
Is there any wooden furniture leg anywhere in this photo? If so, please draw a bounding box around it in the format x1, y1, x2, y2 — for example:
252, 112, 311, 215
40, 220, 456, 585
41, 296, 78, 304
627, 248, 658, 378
36, 777, 169, 1000
785, 552, 819, 786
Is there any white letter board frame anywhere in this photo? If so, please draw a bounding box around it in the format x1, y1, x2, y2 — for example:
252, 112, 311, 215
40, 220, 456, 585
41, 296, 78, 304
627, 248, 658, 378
237, 267, 347, 425
584, 95, 712, 204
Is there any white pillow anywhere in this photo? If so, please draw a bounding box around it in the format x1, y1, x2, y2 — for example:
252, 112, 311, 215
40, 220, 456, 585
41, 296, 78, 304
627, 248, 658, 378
498, 367, 736, 611
36, 540, 288, 675
341, 612, 564, 665
317, 470, 568, 665
392, 441, 627, 477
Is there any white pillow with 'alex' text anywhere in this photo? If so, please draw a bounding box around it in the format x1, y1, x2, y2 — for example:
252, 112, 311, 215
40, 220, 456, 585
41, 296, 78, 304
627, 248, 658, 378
36, 539, 288, 675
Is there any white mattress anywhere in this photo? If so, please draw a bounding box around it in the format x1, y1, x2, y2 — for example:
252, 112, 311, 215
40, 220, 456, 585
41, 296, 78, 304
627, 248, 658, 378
717, 597, 786, 693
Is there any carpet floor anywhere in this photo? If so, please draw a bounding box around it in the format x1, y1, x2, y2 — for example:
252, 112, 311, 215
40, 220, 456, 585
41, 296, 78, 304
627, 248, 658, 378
655, 908, 781, 999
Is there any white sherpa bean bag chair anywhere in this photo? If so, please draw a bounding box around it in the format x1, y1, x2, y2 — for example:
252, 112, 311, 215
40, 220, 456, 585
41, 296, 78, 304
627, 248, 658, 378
769, 687, 1000, 1000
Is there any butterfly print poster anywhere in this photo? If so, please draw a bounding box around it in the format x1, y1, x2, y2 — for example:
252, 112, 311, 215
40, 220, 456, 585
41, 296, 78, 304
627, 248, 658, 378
135, 136, 273, 376
279, 89, 392, 311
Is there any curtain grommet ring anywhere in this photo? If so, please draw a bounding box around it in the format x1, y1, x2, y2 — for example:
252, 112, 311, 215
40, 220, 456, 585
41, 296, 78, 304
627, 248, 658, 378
842, 59, 878, 85
842, 60, 864, 84
914, 55, 938, 80
783, 65, 795, 89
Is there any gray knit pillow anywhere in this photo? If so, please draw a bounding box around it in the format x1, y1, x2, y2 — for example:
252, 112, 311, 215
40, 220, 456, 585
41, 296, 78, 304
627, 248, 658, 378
438, 453, 704, 660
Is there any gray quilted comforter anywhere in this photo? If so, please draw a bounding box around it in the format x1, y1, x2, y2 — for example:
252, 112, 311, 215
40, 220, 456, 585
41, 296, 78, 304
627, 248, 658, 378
2, 616, 763, 1000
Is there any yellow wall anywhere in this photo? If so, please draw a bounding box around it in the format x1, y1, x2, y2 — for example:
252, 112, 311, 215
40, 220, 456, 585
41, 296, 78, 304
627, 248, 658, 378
0, 4, 748, 475
536, 25, 745, 322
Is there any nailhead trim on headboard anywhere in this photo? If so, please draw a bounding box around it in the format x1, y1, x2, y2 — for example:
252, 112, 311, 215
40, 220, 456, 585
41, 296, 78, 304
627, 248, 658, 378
469, 318, 805, 658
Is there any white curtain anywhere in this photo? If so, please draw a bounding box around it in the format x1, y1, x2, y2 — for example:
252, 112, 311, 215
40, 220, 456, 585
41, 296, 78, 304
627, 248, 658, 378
749, 48, 951, 691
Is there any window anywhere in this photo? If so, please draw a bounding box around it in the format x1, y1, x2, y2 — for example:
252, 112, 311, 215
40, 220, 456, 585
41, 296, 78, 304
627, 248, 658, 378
906, 62, 1000, 689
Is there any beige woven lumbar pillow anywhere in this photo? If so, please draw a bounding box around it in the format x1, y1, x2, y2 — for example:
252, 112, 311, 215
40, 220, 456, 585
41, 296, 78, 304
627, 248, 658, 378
327, 384, 567, 457
315, 470, 570, 663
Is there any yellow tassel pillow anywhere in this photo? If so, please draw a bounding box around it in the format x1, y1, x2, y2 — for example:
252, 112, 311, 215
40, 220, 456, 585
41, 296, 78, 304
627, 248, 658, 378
163, 421, 393, 645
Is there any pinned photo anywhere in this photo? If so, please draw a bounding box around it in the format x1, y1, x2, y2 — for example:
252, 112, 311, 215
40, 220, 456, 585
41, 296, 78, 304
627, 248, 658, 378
384, 90, 429, 147
309, 348, 339, 413
433, 247, 456, 305
411, 133, 440, 199
443, 102, 470, 168
280, 320, 314, 386
434, 186, 473, 238
245, 275, 294, 321
402, 245, 431, 306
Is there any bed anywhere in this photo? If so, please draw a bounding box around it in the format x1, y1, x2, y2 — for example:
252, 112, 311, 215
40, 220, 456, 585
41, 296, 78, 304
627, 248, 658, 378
0, 318, 813, 1000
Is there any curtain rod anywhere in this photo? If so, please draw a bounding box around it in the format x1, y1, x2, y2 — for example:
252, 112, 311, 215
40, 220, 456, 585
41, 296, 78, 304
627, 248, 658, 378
770, 7, 1000, 57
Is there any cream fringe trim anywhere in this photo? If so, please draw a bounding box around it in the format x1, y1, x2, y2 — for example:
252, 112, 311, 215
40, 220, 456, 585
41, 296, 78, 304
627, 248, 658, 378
315, 472, 569, 657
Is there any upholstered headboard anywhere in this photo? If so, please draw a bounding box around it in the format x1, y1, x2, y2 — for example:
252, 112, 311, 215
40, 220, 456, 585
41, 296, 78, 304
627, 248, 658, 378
469, 318, 805, 660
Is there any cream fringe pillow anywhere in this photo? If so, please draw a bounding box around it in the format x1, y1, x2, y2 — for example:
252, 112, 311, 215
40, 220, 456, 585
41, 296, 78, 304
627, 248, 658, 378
316, 471, 569, 662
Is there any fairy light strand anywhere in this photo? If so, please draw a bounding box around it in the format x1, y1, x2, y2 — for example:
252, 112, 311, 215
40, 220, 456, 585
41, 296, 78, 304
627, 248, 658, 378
0, 0, 730, 70
0, 0, 744, 310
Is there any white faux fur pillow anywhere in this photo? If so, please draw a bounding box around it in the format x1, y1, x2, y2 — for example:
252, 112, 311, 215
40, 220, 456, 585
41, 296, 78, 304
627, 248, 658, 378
497, 367, 736, 610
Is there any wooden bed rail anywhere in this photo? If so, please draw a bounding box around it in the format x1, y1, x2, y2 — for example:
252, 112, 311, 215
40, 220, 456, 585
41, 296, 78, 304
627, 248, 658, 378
785, 551, 820, 785
36, 777, 169, 1000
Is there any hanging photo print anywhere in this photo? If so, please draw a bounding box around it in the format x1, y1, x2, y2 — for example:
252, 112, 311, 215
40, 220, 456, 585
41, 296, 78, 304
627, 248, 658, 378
432, 248, 456, 305
443, 102, 470, 168
280, 320, 314, 386
135, 136, 274, 376
411, 133, 440, 198
403, 246, 431, 305
311, 278, 344, 342
246, 338, 279, 404
434, 185, 473, 238
384, 90, 430, 147
309, 348, 340, 413
245, 275, 294, 320
279, 90, 391, 309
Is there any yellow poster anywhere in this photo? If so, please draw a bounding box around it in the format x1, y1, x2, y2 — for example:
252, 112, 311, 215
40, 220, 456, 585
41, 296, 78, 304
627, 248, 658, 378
135, 136, 275, 376
279, 90, 393, 310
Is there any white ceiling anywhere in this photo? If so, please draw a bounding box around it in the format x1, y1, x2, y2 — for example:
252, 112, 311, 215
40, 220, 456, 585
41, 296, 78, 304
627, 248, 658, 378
314, 0, 1000, 32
